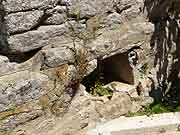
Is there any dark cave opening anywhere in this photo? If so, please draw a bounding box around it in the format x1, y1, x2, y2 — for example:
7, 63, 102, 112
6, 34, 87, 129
82, 52, 135, 93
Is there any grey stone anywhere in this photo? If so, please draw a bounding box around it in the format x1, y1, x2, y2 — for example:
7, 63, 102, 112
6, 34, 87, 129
103, 12, 123, 29
2, 0, 59, 13
43, 13, 66, 25
0, 51, 45, 77
43, 47, 75, 67
5, 10, 44, 34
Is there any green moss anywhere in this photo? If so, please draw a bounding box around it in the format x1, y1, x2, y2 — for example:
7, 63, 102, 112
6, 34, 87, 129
150, 104, 170, 113
127, 104, 180, 117
175, 106, 180, 112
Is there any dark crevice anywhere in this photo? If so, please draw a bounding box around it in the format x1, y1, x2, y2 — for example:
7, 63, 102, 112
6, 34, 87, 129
27, 11, 52, 31
0, 0, 9, 54
114, 5, 132, 14
105, 10, 114, 15
128, 45, 141, 52
38, 22, 66, 26
67, 13, 93, 21
6, 7, 41, 14
4, 47, 42, 63
67, 10, 113, 23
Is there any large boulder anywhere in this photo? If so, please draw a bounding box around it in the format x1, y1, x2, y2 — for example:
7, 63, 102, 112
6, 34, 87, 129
85, 16, 154, 59
7, 24, 69, 52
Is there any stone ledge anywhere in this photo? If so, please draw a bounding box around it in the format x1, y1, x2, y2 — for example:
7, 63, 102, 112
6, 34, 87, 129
88, 112, 180, 135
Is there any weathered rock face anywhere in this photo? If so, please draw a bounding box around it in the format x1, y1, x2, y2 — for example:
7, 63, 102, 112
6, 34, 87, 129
0, 71, 50, 130
0, 0, 158, 134
143, 0, 180, 103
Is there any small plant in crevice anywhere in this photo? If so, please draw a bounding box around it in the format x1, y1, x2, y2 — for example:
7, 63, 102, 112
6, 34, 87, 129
140, 63, 149, 74
82, 63, 113, 97
69, 47, 89, 97
90, 81, 113, 97
65, 15, 93, 98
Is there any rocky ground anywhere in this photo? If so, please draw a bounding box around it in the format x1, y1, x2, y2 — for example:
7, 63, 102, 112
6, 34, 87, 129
0, 0, 179, 135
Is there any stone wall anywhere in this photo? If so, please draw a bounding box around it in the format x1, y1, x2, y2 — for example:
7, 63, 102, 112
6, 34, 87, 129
1, 0, 145, 54
0, 0, 157, 134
